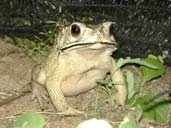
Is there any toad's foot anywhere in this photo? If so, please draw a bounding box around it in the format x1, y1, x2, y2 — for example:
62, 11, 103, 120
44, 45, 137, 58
114, 84, 127, 106
111, 59, 127, 106
31, 81, 49, 110
113, 103, 127, 111
57, 107, 87, 116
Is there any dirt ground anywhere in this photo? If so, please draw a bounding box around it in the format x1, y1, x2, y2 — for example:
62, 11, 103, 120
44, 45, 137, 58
0, 38, 170, 128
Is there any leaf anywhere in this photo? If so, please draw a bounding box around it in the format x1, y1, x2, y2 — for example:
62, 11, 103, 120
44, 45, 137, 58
14, 112, 45, 128
119, 117, 138, 128
135, 105, 143, 121
134, 94, 169, 124
127, 71, 136, 100
157, 55, 164, 64
116, 57, 157, 69
143, 102, 169, 124
141, 56, 165, 82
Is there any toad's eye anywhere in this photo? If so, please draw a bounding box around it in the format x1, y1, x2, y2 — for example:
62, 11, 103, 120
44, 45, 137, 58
71, 24, 81, 37
109, 24, 114, 36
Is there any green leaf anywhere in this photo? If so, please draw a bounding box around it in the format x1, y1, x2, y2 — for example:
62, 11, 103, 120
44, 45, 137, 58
158, 55, 164, 64
116, 57, 157, 69
127, 71, 136, 100
134, 95, 169, 124
14, 112, 45, 128
143, 102, 169, 124
119, 117, 138, 128
135, 105, 143, 121
141, 56, 165, 82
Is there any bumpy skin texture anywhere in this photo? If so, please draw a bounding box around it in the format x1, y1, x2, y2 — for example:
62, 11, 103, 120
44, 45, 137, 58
31, 22, 127, 115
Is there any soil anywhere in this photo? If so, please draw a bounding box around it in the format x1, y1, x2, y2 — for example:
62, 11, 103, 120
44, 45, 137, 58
0, 38, 170, 128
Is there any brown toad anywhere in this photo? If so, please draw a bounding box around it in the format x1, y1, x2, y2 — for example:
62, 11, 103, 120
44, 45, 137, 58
31, 22, 127, 115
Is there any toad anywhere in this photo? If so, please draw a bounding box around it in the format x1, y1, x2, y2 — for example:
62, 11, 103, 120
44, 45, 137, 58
31, 22, 127, 115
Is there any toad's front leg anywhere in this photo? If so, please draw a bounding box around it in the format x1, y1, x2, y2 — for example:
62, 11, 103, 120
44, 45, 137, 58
110, 58, 127, 106
46, 73, 85, 116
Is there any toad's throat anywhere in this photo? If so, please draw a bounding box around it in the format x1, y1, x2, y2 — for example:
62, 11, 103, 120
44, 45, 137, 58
60, 42, 117, 51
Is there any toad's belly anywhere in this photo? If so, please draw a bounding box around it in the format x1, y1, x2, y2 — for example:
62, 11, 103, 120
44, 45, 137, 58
61, 69, 108, 96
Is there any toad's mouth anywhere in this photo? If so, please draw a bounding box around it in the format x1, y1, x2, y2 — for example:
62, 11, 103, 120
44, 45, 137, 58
60, 42, 117, 51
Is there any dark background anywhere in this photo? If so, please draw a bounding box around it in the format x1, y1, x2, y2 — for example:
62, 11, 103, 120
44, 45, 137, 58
0, 0, 171, 63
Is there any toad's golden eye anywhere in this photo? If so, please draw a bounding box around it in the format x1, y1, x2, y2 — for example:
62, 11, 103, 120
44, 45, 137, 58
71, 24, 81, 36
